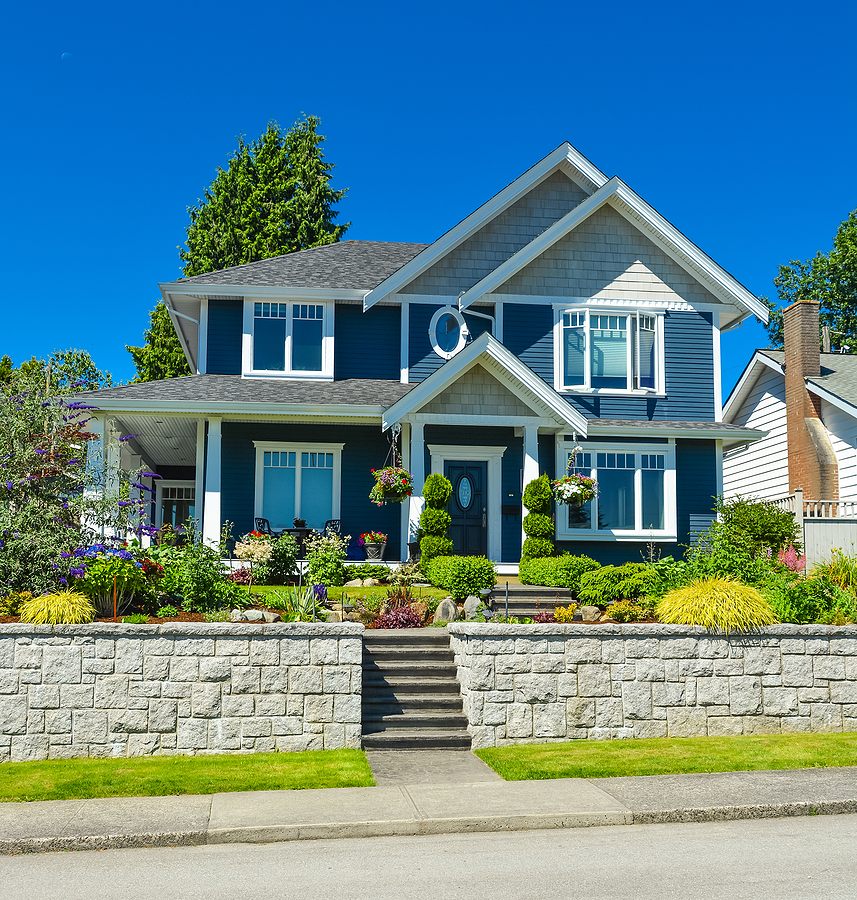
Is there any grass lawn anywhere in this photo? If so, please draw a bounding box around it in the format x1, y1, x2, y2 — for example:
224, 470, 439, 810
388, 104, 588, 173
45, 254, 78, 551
0, 749, 375, 803
475, 732, 857, 780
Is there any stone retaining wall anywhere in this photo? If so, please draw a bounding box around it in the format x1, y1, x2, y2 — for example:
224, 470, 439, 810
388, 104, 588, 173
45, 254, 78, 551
448, 624, 857, 748
0, 622, 363, 762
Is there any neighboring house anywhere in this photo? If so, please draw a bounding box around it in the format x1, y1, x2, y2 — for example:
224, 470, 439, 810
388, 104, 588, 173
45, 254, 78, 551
83, 143, 765, 565
724, 300, 857, 506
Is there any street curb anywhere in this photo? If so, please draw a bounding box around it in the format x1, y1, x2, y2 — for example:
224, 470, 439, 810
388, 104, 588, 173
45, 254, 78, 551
4, 801, 857, 855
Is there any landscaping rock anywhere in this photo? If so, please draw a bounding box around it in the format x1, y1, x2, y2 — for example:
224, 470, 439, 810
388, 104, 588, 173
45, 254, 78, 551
344, 579, 363, 588
262, 610, 282, 623
229, 609, 245, 622
463, 595, 481, 621
364, 578, 379, 587
243, 609, 265, 622
580, 605, 601, 623
326, 610, 343, 622
411, 601, 429, 622
434, 598, 458, 624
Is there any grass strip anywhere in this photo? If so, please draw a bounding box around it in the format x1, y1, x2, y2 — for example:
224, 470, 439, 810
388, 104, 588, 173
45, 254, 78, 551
0, 749, 375, 803
475, 732, 857, 780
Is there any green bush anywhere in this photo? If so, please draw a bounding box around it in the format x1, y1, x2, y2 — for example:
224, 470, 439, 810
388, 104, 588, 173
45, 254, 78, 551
716, 495, 801, 556
0, 591, 31, 616
420, 508, 452, 535
422, 473, 453, 507
522, 512, 554, 538
165, 541, 247, 614
20, 591, 95, 625
519, 554, 600, 591
521, 537, 555, 561
522, 474, 552, 514
766, 573, 857, 625
419, 535, 454, 564
257, 533, 299, 585
425, 555, 496, 600
342, 563, 391, 583
606, 600, 646, 623
577, 563, 657, 607
657, 577, 777, 632
305, 532, 349, 586
77, 555, 147, 617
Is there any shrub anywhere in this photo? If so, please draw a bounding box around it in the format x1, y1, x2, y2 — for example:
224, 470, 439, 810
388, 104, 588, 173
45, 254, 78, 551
522, 512, 554, 538
389, 561, 423, 586
257, 532, 299, 584
20, 591, 95, 625
343, 563, 391, 583
519, 554, 600, 591
420, 473, 453, 565
657, 577, 777, 632
715, 495, 801, 556
606, 600, 646, 623
766, 573, 857, 625
227, 567, 253, 585
77, 554, 147, 617
425, 555, 496, 600
554, 604, 577, 623
374, 606, 423, 629
532, 610, 556, 623
122, 613, 149, 624
522, 474, 552, 514
0, 591, 31, 616
166, 540, 247, 614
305, 531, 349, 586
422, 473, 453, 507
814, 550, 857, 593
263, 586, 326, 621
420, 508, 452, 535
577, 563, 657, 607
157, 604, 179, 618
521, 538, 555, 561
419, 535, 454, 566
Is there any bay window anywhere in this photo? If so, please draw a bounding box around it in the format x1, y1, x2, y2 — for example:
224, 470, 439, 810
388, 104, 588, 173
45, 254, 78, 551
248, 301, 332, 377
557, 308, 661, 392
555, 441, 675, 539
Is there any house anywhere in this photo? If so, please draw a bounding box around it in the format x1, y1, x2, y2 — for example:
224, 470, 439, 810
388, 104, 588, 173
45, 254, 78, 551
724, 299, 857, 507
83, 143, 766, 566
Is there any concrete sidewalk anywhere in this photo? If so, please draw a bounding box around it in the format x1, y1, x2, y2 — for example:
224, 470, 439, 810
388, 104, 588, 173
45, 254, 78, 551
2, 766, 857, 855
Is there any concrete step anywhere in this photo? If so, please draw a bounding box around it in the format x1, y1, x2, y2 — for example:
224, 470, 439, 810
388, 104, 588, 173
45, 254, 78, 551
362, 675, 462, 693
361, 729, 473, 750
363, 628, 452, 643
363, 646, 452, 662
363, 660, 457, 678
362, 712, 469, 729
363, 695, 464, 714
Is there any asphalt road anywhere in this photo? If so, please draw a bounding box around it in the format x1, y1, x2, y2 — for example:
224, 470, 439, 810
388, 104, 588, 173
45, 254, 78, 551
3, 815, 857, 900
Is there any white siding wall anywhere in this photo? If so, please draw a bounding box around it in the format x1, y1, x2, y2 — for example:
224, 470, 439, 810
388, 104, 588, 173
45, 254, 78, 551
821, 399, 857, 503
723, 367, 790, 500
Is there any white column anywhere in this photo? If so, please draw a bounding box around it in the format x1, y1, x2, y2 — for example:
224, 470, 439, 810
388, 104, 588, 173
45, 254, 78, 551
104, 419, 121, 540
194, 419, 205, 535
400, 423, 411, 561
408, 422, 426, 549
522, 424, 540, 549
202, 417, 222, 548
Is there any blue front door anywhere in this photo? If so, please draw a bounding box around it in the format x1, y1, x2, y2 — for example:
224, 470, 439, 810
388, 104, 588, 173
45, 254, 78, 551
445, 461, 487, 557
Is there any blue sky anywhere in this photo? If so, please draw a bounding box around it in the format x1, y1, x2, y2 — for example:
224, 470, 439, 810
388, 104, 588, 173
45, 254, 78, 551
3, 0, 855, 398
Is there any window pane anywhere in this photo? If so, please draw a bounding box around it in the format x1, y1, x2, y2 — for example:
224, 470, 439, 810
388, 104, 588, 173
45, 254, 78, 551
436, 312, 461, 353
642, 468, 665, 530
591, 317, 627, 389
262, 465, 295, 532
563, 322, 585, 386
597, 469, 635, 529
566, 456, 592, 530
293, 319, 323, 371
300, 464, 333, 531
254, 317, 286, 370
638, 317, 656, 389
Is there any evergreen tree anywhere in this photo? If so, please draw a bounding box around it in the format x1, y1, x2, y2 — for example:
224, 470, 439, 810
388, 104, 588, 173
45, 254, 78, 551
764, 210, 857, 351
126, 302, 192, 382
179, 115, 349, 277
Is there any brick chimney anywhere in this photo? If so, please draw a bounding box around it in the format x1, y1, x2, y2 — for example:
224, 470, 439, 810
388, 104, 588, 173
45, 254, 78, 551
783, 300, 838, 501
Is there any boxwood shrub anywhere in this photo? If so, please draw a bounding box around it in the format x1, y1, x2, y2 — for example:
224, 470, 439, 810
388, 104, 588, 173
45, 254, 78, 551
519, 553, 600, 592
425, 555, 496, 600
576, 562, 657, 607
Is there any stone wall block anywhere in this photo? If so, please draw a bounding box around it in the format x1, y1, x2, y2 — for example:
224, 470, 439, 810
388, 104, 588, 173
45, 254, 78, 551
622, 682, 652, 720
84, 658, 115, 675
468, 659, 495, 690
322, 666, 352, 695
177, 718, 208, 749
600, 639, 625, 664
483, 638, 516, 656
60, 685, 93, 708
199, 657, 231, 682
149, 700, 178, 733
730, 676, 763, 715
635, 659, 664, 682
514, 673, 557, 703
652, 681, 686, 707
483, 702, 508, 726
310, 638, 339, 666
707, 716, 744, 736
73, 710, 107, 743
46, 709, 72, 734
814, 656, 846, 681
577, 664, 611, 697
779, 638, 806, 655
743, 648, 782, 676
0, 671, 18, 694
660, 638, 700, 659
11, 735, 49, 761
516, 638, 547, 655
781, 655, 813, 686
831, 638, 857, 657
0, 698, 27, 735
28, 685, 60, 709
811, 703, 843, 732
697, 638, 730, 659
191, 683, 222, 718
595, 697, 624, 728
762, 687, 799, 716
0, 639, 14, 669
829, 681, 857, 704
565, 638, 602, 665
780, 716, 811, 734
743, 716, 782, 735
254, 695, 286, 717
249, 640, 280, 666
127, 735, 160, 757
323, 723, 346, 749
260, 666, 288, 694
495, 654, 531, 674
677, 659, 714, 678
281, 640, 310, 666
174, 638, 214, 657
222, 695, 254, 717
634, 720, 668, 739
337, 638, 363, 666
241, 718, 272, 738
531, 653, 564, 673
94, 675, 129, 709
696, 677, 730, 707
805, 639, 830, 655
230, 666, 261, 694
557, 673, 577, 698
333, 694, 361, 724
566, 698, 595, 728
114, 640, 143, 675
14, 644, 42, 669
109, 709, 148, 734
505, 703, 533, 738
533, 703, 565, 737
305, 695, 334, 723
42, 647, 81, 684
271, 715, 303, 736
143, 656, 170, 681
289, 666, 322, 694
666, 707, 708, 737
215, 639, 250, 657
624, 638, 660, 659
145, 638, 174, 656
169, 658, 199, 682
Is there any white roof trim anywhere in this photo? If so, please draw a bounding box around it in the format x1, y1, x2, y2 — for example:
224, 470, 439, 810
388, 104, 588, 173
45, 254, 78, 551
161, 284, 369, 301
86, 399, 388, 418
457, 178, 767, 322
362, 143, 608, 311
381, 332, 589, 434
586, 422, 767, 441
722, 351, 784, 422
806, 380, 857, 421
161, 292, 199, 373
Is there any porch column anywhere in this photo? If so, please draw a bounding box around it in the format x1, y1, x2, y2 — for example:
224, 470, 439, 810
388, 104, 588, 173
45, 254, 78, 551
84, 415, 105, 539
202, 417, 222, 548
409, 422, 426, 551
194, 419, 205, 535
400, 423, 411, 561
522, 424, 540, 549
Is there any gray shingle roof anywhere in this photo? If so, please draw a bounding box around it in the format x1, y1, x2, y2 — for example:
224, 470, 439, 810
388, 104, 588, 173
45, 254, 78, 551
161, 241, 430, 291
79, 375, 415, 408
760, 349, 857, 409
587, 419, 764, 437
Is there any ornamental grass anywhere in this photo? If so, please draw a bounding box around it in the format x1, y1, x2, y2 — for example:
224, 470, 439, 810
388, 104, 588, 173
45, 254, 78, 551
19, 591, 95, 625
656, 576, 777, 632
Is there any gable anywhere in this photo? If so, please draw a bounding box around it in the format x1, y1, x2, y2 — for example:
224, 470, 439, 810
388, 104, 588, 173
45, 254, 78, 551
401, 171, 588, 296
496, 204, 720, 306
420, 364, 537, 417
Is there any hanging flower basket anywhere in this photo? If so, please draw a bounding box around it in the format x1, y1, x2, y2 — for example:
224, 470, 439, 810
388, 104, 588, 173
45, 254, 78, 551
552, 473, 598, 506
369, 466, 414, 506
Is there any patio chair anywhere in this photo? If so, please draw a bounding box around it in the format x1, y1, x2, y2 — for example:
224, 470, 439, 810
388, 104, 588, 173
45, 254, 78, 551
254, 517, 282, 538
322, 519, 342, 537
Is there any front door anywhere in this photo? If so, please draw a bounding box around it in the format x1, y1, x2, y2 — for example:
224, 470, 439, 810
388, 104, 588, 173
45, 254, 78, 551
445, 461, 488, 557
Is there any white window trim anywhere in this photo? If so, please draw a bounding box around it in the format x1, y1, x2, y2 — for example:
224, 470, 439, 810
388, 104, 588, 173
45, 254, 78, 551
554, 439, 677, 541
242, 299, 335, 379
155, 480, 196, 528
552, 303, 665, 395
252, 441, 344, 526
428, 305, 470, 360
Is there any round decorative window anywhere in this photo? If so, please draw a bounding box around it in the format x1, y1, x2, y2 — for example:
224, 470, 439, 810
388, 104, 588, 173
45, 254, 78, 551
429, 306, 469, 360
457, 475, 473, 509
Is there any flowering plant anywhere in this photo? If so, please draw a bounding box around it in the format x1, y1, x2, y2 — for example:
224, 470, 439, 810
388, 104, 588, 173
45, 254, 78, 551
369, 466, 413, 506
552, 473, 598, 505
245, 530, 271, 542
358, 531, 387, 546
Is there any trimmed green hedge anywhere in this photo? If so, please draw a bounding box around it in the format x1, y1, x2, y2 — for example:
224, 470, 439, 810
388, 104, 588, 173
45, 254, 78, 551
519, 553, 600, 592
577, 562, 657, 607
425, 555, 496, 600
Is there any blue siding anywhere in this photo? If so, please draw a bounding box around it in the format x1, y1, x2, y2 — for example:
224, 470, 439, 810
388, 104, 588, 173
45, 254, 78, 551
334, 304, 401, 380
207, 299, 243, 375
220, 422, 402, 560
408, 304, 494, 383
504, 304, 554, 384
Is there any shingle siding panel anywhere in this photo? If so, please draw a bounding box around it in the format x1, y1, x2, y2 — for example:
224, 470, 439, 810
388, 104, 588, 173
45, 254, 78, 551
207, 299, 243, 375
334, 304, 401, 380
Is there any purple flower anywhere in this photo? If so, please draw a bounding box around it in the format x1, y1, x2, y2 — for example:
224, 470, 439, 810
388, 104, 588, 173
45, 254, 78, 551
119, 434, 141, 442
59, 577, 68, 586
141, 472, 162, 479
5, 482, 12, 490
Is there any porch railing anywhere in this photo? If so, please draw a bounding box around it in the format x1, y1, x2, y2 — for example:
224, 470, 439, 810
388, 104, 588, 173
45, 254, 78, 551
770, 489, 857, 520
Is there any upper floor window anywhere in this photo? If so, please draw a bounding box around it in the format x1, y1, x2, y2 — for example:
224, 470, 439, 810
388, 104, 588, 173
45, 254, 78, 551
556, 308, 662, 393
248, 301, 332, 377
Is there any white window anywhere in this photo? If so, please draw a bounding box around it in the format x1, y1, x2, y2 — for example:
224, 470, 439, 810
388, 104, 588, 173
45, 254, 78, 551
156, 481, 196, 528
244, 300, 334, 378
554, 441, 676, 540
428, 306, 470, 360
253, 442, 343, 532
555, 308, 663, 393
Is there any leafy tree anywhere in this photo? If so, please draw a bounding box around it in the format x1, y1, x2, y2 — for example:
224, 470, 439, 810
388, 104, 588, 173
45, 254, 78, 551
0, 349, 111, 392
126, 302, 192, 382
179, 116, 349, 278
764, 210, 857, 350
